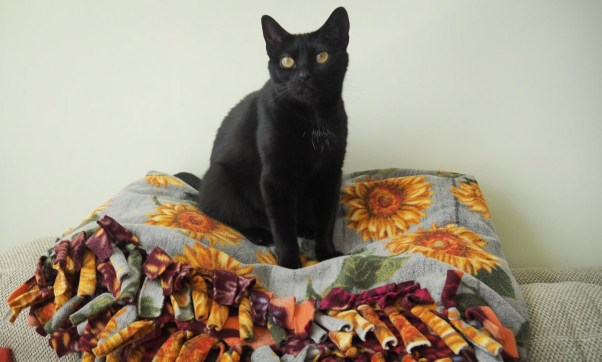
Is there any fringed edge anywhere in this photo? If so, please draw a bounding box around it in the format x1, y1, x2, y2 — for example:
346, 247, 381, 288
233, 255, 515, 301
5, 215, 520, 361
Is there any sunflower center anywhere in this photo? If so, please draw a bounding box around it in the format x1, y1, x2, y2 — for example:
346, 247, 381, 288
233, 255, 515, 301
421, 231, 463, 255
178, 211, 213, 233
432, 240, 446, 249
368, 186, 402, 217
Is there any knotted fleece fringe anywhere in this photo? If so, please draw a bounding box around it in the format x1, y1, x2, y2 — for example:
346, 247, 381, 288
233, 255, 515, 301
5, 216, 519, 362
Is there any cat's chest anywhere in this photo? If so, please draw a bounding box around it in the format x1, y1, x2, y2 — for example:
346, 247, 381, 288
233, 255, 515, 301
261, 104, 346, 167
301, 126, 339, 154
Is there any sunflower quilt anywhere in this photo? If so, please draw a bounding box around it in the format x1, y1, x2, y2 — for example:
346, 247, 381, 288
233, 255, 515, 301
5, 169, 530, 362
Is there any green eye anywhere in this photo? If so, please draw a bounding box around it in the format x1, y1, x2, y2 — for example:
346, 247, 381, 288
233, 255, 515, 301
280, 56, 295, 68
316, 51, 329, 64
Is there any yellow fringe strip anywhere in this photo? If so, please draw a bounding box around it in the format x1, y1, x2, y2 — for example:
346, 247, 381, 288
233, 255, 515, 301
92, 320, 154, 357
207, 301, 229, 331
170, 283, 192, 318
98, 307, 129, 342
7, 285, 54, 323
78, 250, 97, 297
333, 310, 375, 342
105, 353, 120, 362
174, 334, 218, 362
190, 275, 212, 321
410, 305, 468, 354
328, 331, 354, 352
82, 351, 96, 362
357, 304, 398, 350
448, 308, 502, 356
238, 294, 254, 342
153, 330, 186, 362
52, 264, 73, 312
218, 351, 241, 362
383, 305, 430, 353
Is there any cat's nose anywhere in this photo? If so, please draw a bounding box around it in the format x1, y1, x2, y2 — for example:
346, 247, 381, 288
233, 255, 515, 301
298, 71, 312, 83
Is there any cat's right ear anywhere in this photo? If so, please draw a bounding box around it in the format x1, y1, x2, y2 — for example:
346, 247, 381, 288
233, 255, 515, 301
261, 15, 289, 50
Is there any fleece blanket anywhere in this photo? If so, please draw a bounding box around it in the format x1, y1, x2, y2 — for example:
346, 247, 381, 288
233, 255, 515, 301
4, 169, 529, 361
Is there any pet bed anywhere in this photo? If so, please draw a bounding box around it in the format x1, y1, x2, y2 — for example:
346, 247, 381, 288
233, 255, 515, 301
3, 169, 530, 361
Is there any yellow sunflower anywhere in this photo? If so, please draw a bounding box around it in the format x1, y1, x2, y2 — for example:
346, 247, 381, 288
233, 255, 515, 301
256, 250, 278, 265
385, 223, 502, 274
144, 175, 185, 188
83, 199, 113, 222
173, 242, 254, 279
68, 198, 114, 234
255, 250, 318, 267
451, 181, 491, 219
61, 228, 74, 238
144, 202, 243, 247
300, 255, 319, 267
340, 176, 434, 241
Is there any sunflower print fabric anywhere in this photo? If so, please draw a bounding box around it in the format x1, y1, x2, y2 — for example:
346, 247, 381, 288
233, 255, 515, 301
451, 181, 491, 219
145, 202, 243, 247
340, 176, 434, 241
6, 169, 529, 361
144, 174, 184, 189
385, 223, 503, 275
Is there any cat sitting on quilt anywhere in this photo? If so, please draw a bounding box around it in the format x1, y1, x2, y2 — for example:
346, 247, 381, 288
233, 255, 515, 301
177, 8, 350, 269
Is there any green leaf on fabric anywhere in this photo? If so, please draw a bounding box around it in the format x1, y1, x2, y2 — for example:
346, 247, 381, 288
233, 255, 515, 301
515, 321, 531, 349
306, 277, 322, 302
139, 296, 162, 318
267, 316, 288, 345
325, 255, 409, 294
152, 195, 162, 207
347, 168, 398, 179
460, 177, 478, 185
88, 294, 116, 314
456, 292, 488, 315
350, 247, 369, 255
182, 191, 201, 205
121, 282, 139, 301
376, 168, 398, 175
475, 267, 517, 300
70, 215, 100, 235
436, 172, 466, 179
186, 200, 200, 210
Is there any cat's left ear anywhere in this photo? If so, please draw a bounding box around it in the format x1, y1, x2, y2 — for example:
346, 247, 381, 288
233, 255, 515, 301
319, 7, 350, 49
261, 15, 289, 50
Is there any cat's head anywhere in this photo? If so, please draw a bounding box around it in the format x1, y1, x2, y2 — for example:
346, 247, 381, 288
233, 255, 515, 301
261, 7, 349, 104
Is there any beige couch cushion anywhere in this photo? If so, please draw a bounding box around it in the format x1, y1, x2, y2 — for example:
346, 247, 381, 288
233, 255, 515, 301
521, 281, 602, 362
512, 267, 602, 286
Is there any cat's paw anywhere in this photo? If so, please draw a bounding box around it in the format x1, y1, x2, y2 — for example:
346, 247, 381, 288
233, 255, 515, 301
278, 256, 302, 269
316, 250, 344, 262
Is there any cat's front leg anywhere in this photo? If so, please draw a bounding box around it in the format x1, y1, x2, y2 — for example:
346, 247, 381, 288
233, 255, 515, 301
312, 170, 344, 261
260, 169, 302, 269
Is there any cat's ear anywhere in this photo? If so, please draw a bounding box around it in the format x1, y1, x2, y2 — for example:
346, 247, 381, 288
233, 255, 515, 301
319, 7, 350, 49
261, 15, 289, 50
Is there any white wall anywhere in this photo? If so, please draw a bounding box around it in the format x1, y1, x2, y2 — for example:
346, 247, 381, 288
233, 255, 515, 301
1, 1, 600, 268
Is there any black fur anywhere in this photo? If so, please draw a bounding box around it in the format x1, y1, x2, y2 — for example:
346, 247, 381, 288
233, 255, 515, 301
184, 8, 349, 269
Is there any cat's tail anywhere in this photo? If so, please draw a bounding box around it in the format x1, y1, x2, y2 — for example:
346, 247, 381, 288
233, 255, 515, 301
174, 172, 202, 190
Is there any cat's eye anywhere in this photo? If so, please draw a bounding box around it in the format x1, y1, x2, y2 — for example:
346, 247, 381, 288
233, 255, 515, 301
316, 51, 329, 64
280, 56, 295, 69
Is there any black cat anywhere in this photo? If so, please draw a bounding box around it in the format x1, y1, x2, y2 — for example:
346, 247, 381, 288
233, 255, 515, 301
177, 7, 349, 269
